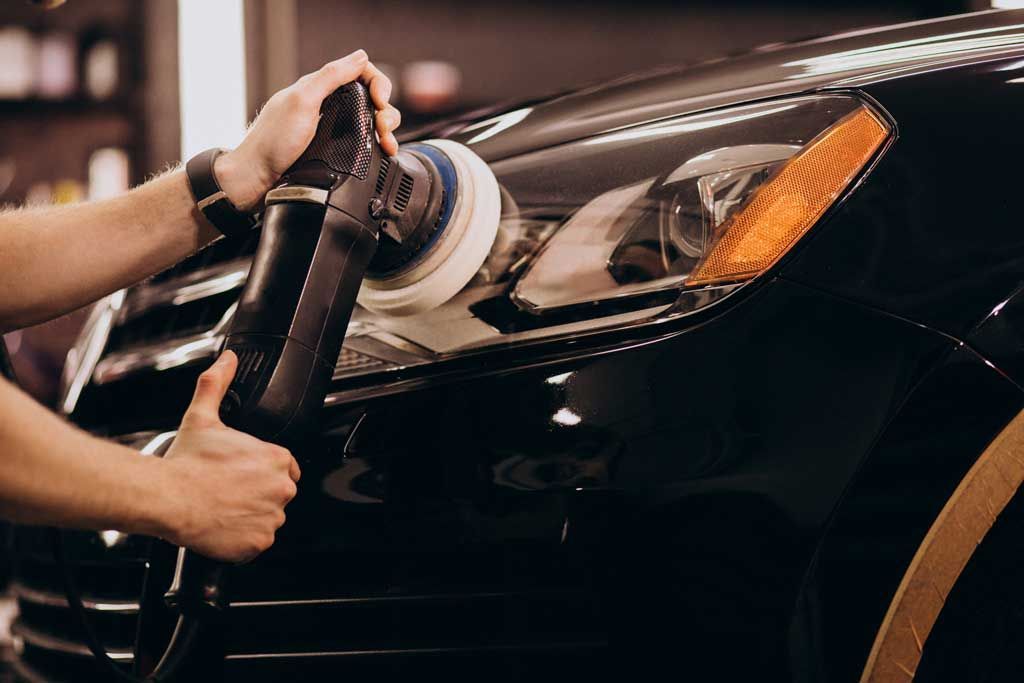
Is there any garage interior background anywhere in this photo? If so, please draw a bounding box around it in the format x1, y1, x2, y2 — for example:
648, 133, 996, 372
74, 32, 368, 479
0, 0, 1007, 674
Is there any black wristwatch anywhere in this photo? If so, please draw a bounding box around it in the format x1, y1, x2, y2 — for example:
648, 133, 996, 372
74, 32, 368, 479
185, 148, 258, 238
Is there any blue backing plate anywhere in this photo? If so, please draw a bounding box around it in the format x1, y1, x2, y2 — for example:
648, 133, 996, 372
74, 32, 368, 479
372, 142, 459, 278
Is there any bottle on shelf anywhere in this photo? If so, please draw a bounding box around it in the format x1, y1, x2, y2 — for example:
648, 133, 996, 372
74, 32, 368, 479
88, 147, 130, 200
0, 26, 37, 99
25, 181, 53, 206
36, 30, 77, 100
83, 36, 119, 100
52, 179, 85, 205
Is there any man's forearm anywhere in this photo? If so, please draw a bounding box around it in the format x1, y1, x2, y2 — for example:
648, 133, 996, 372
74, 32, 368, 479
0, 376, 173, 537
0, 170, 220, 332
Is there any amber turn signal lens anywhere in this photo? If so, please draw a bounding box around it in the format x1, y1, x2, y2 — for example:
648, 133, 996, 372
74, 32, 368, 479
689, 105, 890, 286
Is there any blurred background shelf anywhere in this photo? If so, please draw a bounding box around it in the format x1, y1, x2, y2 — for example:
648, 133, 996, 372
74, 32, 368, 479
0, 0, 149, 408
0, 98, 137, 116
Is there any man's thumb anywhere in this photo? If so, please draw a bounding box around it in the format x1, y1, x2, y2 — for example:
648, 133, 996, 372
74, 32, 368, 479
186, 351, 238, 422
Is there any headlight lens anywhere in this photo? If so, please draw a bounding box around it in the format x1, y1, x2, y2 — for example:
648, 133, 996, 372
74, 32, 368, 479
688, 106, 888, 285
511, 142, 801, 312
339, 94, 890, 382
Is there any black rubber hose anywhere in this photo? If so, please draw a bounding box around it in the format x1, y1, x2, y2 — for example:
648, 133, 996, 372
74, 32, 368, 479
51, 528, 203, 683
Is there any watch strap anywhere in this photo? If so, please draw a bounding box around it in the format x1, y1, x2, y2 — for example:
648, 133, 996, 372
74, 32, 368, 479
0, 339, 16, 383
185, 148, 257, 238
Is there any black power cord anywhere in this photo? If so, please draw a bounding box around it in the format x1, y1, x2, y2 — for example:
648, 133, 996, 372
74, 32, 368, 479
51, 528, 203, 682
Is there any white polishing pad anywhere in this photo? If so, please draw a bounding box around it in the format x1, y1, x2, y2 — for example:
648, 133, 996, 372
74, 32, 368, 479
357, 139, 501, 317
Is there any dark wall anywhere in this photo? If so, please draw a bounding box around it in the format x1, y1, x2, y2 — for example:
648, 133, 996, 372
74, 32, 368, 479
294, 0, 970, 114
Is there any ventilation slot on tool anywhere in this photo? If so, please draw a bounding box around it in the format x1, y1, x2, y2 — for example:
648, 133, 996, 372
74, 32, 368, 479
234, 347, 266, 384
375, 157, 391, 196
394, 174, 414, 213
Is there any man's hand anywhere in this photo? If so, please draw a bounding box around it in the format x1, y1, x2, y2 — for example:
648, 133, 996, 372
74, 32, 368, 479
158, 351, 301, 563
214, 49, 401, 212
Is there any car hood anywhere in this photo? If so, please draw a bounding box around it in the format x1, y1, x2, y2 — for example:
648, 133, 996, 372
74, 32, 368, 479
442, 9, 1024, 161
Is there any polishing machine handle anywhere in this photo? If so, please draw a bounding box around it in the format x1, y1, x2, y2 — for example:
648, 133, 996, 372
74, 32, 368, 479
165, 82, 384, 621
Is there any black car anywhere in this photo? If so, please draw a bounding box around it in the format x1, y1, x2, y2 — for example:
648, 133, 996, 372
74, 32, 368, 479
10, 9, 1024, 682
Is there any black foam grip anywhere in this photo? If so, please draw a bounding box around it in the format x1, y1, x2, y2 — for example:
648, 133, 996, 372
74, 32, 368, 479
288, 81, 374, 180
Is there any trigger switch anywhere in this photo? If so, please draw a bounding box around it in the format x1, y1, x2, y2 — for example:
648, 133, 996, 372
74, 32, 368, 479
219, 390, 242, 420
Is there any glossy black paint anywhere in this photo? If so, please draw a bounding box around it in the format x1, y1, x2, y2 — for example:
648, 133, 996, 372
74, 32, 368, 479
181, 278, 1014, 681
783, 56, 1024, 342
14, 10, 1024, 683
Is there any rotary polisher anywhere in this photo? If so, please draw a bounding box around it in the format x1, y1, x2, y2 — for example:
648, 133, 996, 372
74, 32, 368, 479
217, 84, 500, 443
66, 82, 501, 681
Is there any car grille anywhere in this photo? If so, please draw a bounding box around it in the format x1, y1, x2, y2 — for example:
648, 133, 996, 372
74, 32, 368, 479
9, 557, 143, 683
152, 230, 261, 286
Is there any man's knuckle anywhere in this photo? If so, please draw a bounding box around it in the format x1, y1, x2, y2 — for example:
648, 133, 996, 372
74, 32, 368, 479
195, 372, 217, 388
284, 85, 309, 108
269, 88, 293, 109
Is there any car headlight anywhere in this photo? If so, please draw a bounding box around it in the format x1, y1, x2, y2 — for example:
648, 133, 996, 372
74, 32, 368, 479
338, 94, 890, 383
